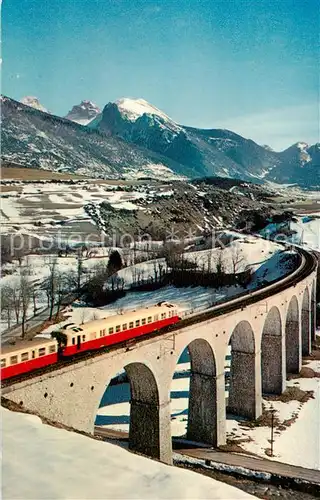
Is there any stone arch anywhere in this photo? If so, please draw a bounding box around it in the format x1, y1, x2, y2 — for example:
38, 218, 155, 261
228, 320, 259, 419
261, 306, 284, 394
173, 338, 218, 446
301, 287, 311, 355
311, 280, 317, 342
94, 362, 164, 461
124, 362, 162, 459
285, 295, 301, 373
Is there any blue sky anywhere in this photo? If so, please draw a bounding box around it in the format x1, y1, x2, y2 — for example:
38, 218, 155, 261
3, 0, 319, 150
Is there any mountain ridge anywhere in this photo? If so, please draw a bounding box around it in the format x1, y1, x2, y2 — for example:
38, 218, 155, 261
2, 95, 319, 187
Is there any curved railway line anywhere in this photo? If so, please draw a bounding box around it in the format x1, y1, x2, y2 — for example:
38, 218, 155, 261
2, 245, 318, 389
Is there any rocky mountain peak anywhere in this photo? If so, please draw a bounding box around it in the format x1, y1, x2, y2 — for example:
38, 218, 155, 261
20, 96, 49, 113
65, 100, 101, 125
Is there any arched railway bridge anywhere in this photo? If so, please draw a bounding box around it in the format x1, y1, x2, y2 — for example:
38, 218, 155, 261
2, 247, 318, 465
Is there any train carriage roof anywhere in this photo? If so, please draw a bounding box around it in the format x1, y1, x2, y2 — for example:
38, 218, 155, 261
1, 336, 57, 356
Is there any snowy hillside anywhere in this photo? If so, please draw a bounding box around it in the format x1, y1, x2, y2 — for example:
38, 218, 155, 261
2, 408, 255, 500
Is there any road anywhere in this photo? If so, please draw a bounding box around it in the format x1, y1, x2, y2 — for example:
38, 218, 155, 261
175, 448, 320, 486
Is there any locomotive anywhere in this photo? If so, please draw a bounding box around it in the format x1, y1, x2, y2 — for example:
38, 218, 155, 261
1, 302, 180, 380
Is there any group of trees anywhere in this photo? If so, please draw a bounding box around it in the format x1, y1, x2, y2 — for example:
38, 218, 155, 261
1, 250, 90, 337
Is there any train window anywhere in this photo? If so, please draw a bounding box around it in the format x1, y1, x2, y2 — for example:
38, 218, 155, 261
49, 345, 56, 353
168, 311, 172, 317
154, 314, 159, 321
122, 323, 127, 330
38, 348, 46, 357
82, 335, 86, 341
100, 330, 103, 337
147, 316, 152, 323
1, 358, 6, 368
103, 329, 106, 335
129, 322, 134, 329
21, 352, 29, 362
116, 325, 121, 333
72, 337, 75, 345
108, 327, 114, 334
32, 350, 35, 359
141, 318, 146, 325
135, 320, 140, 327
161, 313, 166, 319
10, 356, 18, 365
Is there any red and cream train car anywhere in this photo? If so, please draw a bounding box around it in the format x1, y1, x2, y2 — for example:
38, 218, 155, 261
1, 337, 58, 380
61, 301, 180, 355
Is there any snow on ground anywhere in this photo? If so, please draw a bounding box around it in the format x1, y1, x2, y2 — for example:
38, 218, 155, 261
185, 234, 284, 274
1, 182, 151, 230
291, 216, 320, 251
2, 408, 256, 500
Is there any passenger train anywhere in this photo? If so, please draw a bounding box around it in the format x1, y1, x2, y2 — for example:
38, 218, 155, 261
1, 302, 180, 380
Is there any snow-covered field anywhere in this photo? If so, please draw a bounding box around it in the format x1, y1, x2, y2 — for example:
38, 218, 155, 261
1, 181, 150, 237
2, 408, 256, 500
291, 216, 320, 251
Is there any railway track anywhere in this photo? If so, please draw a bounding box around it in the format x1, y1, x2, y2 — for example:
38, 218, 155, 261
2, 246, 317, 389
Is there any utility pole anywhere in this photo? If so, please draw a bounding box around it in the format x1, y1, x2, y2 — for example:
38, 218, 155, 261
270, 406, 276, 457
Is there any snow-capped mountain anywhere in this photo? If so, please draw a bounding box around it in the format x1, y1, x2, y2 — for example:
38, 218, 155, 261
115, 97, 173, 122
65, 100, 101, 125
92, 98, 280, 180
20, 96, 49, 113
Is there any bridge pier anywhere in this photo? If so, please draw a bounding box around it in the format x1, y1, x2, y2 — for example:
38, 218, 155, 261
228, 350, 260, 419
261, 334, 284, 394
129, 398, 172, 464
285, 296, 301, 374
125, 362, 172, 464
187, 371, 219, 446
261, 306, 285, 395
301, 307, 311, 356
286, 319, 301, 373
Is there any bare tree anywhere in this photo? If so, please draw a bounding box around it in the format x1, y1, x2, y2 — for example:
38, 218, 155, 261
76, 253, 84, 292
215, 250, 226, 286
31, 286, 38, 316
54, 271, 69, 317
231, 245, 245, 274
1, 285, 14, 329
206, 250, 213, 273
20, 272, 32, 338
43, 258, 57, 320
12, 281, 22, 324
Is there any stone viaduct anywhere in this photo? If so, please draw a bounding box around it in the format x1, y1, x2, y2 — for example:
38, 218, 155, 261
3, 251, 318, 465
